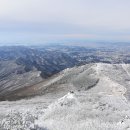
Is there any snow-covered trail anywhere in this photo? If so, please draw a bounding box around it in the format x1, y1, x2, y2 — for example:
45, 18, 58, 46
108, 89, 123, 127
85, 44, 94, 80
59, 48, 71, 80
122, 64, 130, 78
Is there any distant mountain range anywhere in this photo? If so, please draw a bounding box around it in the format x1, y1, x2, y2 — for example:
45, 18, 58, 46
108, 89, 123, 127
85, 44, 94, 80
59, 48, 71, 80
0, 44, 130, 100
0, 44, 130, 130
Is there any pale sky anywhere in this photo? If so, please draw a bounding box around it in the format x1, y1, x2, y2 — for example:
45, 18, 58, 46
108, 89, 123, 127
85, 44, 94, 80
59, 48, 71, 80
0, 0, 130, 44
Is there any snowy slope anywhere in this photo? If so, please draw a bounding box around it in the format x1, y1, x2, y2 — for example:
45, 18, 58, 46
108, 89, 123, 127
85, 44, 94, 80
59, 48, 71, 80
0, 63, 130, 130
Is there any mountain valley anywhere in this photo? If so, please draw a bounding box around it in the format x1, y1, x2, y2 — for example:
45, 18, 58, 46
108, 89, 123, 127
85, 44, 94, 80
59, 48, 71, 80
0, 45, 130, 130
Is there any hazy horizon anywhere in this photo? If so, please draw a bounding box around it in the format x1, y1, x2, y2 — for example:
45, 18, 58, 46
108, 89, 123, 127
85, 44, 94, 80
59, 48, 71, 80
0, 0, 130, 44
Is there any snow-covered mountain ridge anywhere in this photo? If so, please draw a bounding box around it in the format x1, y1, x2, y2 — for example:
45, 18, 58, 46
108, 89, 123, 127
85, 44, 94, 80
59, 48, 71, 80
0, 63, 130, 130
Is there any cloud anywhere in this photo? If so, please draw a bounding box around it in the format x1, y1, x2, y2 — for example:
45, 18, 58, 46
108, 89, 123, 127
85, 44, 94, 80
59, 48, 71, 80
0, 0, 130, 43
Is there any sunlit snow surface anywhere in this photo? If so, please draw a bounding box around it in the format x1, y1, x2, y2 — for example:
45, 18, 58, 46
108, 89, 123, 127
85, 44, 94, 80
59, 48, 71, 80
0, 63, 130, 130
